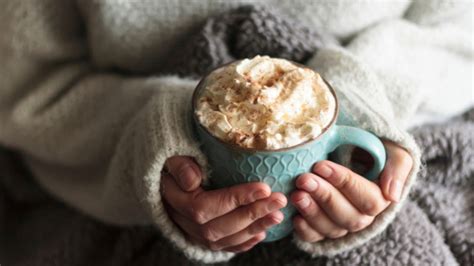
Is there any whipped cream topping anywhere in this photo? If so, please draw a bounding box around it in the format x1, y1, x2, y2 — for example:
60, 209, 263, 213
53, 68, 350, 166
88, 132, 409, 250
195, 55, 336, 150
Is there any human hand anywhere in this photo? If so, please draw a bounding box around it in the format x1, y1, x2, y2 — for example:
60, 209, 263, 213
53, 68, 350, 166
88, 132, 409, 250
161, 156, 287, 252
290, 140, 413, 242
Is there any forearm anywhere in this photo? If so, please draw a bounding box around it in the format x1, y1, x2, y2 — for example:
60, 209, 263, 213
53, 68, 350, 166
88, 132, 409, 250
0, 70, 197, 224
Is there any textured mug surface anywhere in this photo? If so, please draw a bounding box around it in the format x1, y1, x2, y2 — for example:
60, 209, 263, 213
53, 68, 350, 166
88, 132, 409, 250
192, 63, 386, 242
195, 122, 386, 241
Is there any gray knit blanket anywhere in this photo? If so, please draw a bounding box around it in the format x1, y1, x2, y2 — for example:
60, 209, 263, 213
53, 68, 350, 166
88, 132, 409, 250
0, 6, 472, 266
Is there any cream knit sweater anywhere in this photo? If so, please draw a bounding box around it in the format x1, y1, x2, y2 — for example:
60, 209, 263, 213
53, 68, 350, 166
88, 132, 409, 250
0, 0, 472, 263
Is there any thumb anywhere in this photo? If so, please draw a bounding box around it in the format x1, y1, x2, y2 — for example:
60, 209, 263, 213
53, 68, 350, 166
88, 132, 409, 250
379, 141, 413, 202
165, 156, 202, 191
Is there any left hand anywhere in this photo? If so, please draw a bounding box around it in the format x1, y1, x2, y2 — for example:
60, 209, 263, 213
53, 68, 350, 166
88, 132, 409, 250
290, 140, 413, 242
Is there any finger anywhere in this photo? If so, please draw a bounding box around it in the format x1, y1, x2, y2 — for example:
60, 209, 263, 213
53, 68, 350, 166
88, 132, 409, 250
293, 215, 325, 242
291, 191, 349, 237
172, 209, 278, 252
165, 156, 202, 191
162, 174, 271, 224
211, 211, 283, 250
192, 182, 272, 224
295, 174, 374, 232
167, 207, 204, 242
200, 193, 287, 242
312, 160, 390, 216
161, 173, 204, 219
379, 140, 413, 202
224, 232, 266, 253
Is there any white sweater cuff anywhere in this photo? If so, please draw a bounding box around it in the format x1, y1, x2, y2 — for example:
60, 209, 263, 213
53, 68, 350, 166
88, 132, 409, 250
132, 77, 234, 263
294, 48, 422, 256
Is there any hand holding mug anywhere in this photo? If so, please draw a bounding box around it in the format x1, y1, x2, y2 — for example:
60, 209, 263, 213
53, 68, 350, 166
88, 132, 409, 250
291, 140, 413, 242
191, 56, 391, 241
161, 156, 287, 252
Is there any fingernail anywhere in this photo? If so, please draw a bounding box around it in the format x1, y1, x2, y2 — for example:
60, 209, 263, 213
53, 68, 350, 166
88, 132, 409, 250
268, 199, 285, 211
316, 164, 332, 178
389, 179, 403, 202
180, 165, 198, 189
295, 196, 310, 209
252, 190, 268, 201
302, 179, 318, 192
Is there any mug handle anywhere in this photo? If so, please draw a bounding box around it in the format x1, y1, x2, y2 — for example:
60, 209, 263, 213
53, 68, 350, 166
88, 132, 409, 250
327, 125, 386, 180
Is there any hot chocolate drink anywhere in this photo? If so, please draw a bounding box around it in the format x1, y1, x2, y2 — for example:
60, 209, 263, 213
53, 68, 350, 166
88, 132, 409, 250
195, 56, 336, 150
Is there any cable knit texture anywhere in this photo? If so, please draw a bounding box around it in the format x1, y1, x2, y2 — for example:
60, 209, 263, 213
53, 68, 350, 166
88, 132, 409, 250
0, 0, 472, 264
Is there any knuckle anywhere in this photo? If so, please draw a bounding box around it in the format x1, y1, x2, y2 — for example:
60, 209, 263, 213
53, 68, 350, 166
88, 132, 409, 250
200, 224, 219, 242
318, 189, 333, 204
225, 187, 243, 207
347, 217, 371, 232
214, 188, 241, 214
189, 202, 207, 224
360, 200, 384, 216
338, 171, 355, 190
299, 200, 317, 217
327, 229, 348, 239
247, 206, 261, 221
207, 241, 221, 251
346, 220, 362, 232
191, 209, 207, 225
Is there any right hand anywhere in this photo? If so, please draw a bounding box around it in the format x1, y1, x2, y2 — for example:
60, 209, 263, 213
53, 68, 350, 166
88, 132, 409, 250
161, 156, 287, 253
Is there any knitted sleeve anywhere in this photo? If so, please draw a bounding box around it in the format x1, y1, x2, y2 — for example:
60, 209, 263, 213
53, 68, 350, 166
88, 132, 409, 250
0, 2, 232, 263
295, 46, 422, 255
294, 0, 472, 255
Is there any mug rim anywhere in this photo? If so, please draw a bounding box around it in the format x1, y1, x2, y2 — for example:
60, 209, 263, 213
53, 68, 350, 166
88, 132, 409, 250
191, 58, 340, 153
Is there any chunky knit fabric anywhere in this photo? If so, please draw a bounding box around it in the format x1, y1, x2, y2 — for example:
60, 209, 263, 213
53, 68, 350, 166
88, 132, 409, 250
1, 108, 472, 265
164, 6, 338, 77
0, 0, 472, 264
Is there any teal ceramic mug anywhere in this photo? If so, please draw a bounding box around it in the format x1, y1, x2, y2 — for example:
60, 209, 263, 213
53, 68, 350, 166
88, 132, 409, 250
192, 63, 386, 242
